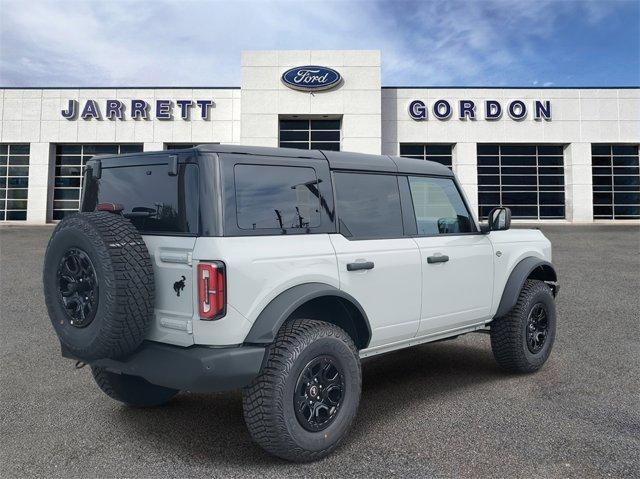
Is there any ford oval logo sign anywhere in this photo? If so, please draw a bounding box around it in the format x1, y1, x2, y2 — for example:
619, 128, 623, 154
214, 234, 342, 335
281, 66, 342, 92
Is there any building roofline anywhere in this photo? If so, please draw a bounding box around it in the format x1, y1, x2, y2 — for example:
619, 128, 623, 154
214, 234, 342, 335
0, 86, 241, 90
0, 85, 638, 90
382, 86, 640, 90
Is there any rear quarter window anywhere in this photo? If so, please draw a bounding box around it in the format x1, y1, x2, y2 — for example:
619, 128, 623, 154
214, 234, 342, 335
234, 164, 322, 231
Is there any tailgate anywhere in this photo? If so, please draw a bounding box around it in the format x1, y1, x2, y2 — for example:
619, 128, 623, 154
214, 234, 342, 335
143, 235, 197, 346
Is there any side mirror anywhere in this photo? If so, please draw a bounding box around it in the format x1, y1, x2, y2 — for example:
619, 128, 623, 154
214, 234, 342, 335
482, 207, 511, 233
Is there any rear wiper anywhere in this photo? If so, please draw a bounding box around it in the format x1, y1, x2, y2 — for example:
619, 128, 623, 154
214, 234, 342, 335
122, 211, 153, 218
123, 206, 157, 219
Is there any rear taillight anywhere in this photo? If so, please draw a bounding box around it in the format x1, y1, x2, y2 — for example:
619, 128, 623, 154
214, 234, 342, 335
197, 261, 226, 320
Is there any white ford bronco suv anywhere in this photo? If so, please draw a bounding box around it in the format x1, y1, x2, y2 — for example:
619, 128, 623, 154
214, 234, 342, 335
43, 145, 558, 462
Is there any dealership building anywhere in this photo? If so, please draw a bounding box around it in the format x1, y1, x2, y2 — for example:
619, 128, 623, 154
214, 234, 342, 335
0, 50, 638, 224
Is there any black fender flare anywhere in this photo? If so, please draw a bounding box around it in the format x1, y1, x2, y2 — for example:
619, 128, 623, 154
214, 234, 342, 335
244, 282, 371, 347
495, 257, 558, 318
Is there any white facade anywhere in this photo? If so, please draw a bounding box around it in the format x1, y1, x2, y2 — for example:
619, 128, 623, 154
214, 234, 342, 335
241, 50, 381, 153
0, 50, 638, 224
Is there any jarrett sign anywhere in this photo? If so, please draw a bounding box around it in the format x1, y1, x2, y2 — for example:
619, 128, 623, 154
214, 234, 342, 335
408, 99, 552, 121
61, 99, 215, 120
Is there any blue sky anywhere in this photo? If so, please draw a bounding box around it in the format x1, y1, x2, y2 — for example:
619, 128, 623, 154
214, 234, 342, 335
0, 0, 638, 87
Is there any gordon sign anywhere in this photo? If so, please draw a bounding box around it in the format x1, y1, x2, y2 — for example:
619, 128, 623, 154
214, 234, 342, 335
281, 66, 342, 92
61, 99, 215, 120
408, 99, 552, 121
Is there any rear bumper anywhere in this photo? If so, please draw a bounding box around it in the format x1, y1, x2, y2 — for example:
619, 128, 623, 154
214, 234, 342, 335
64, 341, 266, 393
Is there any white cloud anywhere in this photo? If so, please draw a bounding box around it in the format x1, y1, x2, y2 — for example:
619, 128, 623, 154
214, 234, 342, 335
0, 0, 626, 86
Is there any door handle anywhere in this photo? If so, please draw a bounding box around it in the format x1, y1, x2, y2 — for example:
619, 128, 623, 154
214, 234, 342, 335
427, 254, 449, 264
347, 261, 375, 271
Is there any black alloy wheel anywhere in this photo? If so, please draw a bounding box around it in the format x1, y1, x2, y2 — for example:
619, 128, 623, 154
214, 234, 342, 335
242, 319, 362, 462
57, 248, 99, 328
490, 279, 557, 373
526, 303, 549, 354
294, 355, 345, 432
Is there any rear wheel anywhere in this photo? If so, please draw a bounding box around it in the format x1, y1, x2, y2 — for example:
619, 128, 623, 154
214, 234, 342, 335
490, 279, 556, 373
91, 366, 178, 407
242, 319, 361, 462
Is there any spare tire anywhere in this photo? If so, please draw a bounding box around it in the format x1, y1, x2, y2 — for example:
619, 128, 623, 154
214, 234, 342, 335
43, 212, 155, 361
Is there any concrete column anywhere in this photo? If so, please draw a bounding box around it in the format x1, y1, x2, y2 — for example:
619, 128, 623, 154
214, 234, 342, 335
564, 142, 593, 223
26, 142, 54, 224
143, 142, 164, 152
453, 142, 479, 220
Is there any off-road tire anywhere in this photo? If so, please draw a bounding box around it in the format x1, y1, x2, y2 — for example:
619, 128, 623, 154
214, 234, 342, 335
490, 279, 556, 373
43, 212, 154, 361
91, 366, 178, 407
242, 319, 361, 462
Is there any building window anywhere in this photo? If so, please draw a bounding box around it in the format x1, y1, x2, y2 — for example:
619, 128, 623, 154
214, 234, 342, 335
279, 119, 341, 151
592, 144, 640, 219
477, 144, 565, 220
0, 144, 30, 221
53, 144, 143, 220
400, 144, 453, 168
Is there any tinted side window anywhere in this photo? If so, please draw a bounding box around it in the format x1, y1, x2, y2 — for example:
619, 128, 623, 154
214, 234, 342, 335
408, 176, 474, 235
82, 162, 199, 234
334, 172, 403, 238
235, 164, 321, 231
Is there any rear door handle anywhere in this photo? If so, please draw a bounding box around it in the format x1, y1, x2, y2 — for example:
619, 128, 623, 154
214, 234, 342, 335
427, 254, 449, 264
347, 261, 375, 271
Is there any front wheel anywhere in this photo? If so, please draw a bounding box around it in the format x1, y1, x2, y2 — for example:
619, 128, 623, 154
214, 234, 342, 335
242, 319, 361, 462
490, 279, 557, 373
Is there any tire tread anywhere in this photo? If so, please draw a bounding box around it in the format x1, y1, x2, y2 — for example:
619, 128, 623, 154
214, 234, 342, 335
490, 279, 555, 373
242, 319, 361, 462
44, 212, 155, 360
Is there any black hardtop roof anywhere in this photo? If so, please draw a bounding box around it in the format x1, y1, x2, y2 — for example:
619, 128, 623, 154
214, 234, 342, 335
196, 144, 453, 176
91, 144, 453, 177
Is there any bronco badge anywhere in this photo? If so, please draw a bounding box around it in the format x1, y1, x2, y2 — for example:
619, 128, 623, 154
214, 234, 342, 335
173, 275, 186, 297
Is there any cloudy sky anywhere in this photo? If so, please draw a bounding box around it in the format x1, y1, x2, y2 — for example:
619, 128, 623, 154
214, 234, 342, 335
0, 0, 638, 87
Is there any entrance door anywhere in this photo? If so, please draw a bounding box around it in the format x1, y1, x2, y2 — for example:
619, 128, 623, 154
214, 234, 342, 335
405, 176, 494, 336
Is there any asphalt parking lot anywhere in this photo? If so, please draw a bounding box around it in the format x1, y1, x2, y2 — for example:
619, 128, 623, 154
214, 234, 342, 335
1, 224, 639, 478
